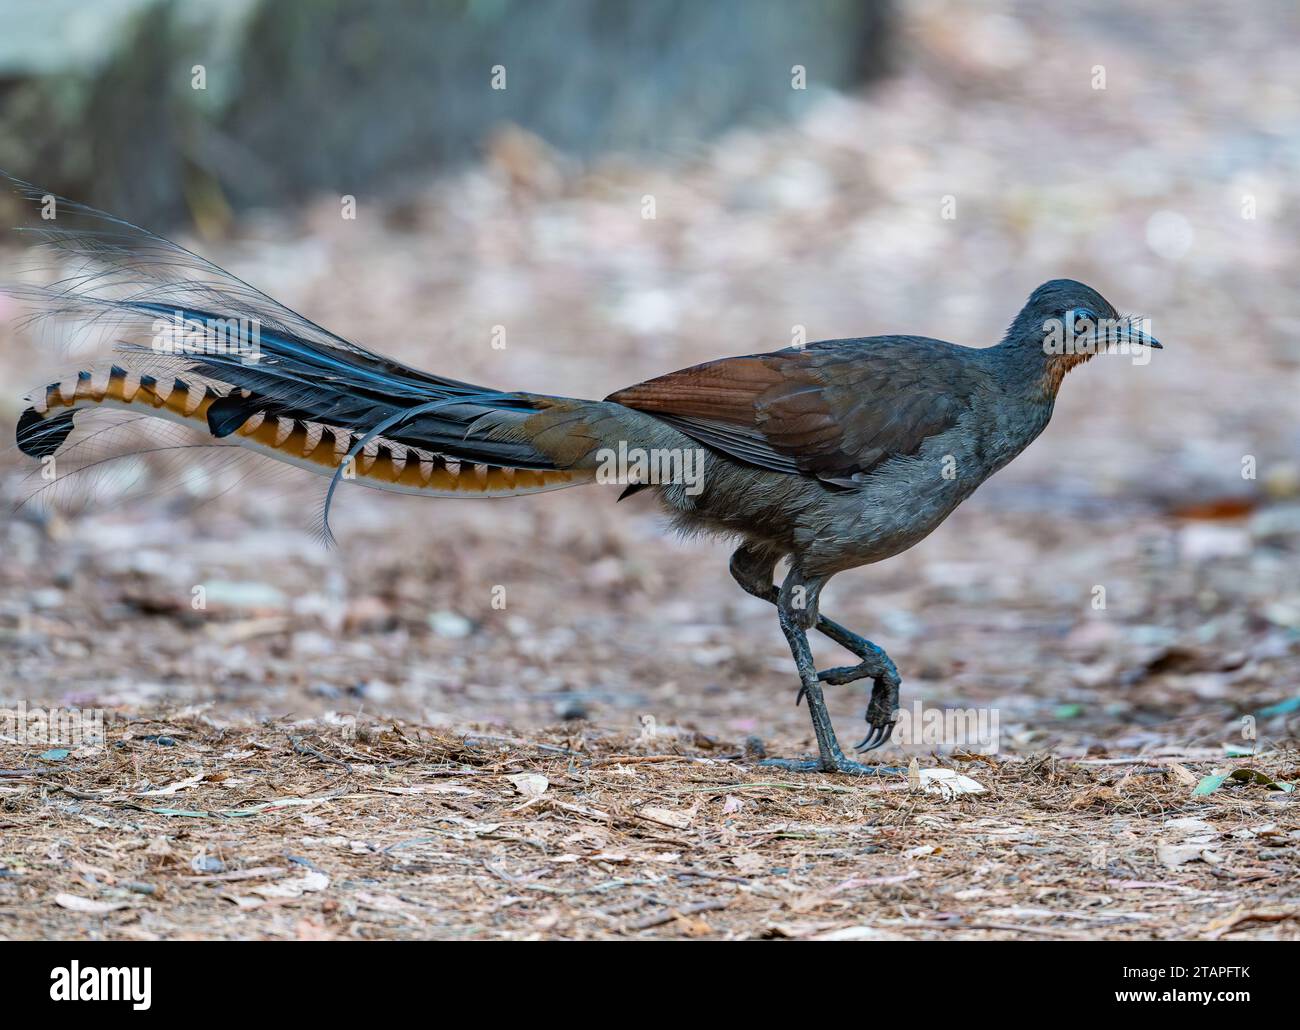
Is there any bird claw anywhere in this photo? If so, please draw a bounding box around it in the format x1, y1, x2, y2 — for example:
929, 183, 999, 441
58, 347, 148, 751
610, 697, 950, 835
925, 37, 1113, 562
854, 673, 901, 753
853, 719, 896, 753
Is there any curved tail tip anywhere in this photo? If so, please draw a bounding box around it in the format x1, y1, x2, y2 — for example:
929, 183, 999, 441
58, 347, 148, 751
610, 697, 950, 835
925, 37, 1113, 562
16, 407, 76, 459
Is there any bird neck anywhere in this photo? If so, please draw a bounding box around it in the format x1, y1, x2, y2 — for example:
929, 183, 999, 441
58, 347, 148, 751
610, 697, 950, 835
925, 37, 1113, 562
993, 335, 1096, 403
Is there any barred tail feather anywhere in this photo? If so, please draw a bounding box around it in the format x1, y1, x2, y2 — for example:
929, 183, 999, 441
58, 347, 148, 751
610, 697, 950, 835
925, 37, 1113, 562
16, 366, 587, 500
2, 173, 598, 524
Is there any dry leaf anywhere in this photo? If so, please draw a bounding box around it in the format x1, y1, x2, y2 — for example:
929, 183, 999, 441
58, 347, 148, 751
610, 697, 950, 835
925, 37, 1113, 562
811, 925, 914, 941
1168, 763, 1200, 787
765, 921, 839, 939
295, 917, 338, 940
918, 768, 986, 799
787, 891, 832, 914
143, 836, 175, 858
54, 893, 130, 914
638, 804, 696, 829
250, 870, 330, 899
437, 816, 502, 836
505, 773, 549, 798
675, 914, 715, 936
134, 774, 205, 797
1158, 844, 1218, 868
1164, 817, 1214, 837
731, 852, 767, 875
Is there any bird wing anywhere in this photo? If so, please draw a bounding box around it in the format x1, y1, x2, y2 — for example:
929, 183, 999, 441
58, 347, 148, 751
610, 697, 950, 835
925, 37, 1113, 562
606, 337, 984, 485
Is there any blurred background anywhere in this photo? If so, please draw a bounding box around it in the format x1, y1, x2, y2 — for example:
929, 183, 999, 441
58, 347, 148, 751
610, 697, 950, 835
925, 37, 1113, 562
1, 0, 1297, 756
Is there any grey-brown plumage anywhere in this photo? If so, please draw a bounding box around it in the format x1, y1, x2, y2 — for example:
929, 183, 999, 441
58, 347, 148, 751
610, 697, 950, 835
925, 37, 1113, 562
586, 280, 1161, 772
5, 177, 1160, 776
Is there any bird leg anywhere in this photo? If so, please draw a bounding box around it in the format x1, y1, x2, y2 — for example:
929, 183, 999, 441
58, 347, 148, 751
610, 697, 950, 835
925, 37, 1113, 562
814, 624, 901, 753
754, 567, 903, 776
730, 546, 902, 757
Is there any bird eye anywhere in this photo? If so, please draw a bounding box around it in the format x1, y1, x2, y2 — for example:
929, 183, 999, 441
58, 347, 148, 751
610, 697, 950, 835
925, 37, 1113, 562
1071, 308, 1096, 334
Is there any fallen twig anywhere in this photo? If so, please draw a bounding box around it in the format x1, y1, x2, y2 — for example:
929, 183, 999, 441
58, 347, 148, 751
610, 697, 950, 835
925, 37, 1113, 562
624, 899, 731, 931
289, 735, 353, 772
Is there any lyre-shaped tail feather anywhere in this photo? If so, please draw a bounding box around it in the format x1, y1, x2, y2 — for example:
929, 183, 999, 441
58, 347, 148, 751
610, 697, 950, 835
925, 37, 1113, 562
1, 173, 598, 527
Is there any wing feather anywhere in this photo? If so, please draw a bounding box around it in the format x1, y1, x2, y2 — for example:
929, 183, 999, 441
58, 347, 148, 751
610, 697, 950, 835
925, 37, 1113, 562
608, 338, 987, 483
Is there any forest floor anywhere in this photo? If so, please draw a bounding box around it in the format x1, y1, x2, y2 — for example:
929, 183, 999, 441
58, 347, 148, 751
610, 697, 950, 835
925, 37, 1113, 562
2, 711, 1299, 940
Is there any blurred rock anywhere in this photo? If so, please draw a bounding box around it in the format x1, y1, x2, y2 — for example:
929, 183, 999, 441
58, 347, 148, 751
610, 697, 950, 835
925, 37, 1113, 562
0, 0, 895, 228
203, 580, 287, 611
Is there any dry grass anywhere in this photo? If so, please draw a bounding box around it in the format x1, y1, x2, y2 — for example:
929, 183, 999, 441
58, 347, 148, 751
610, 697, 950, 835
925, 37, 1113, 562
2, 710, 1297, 940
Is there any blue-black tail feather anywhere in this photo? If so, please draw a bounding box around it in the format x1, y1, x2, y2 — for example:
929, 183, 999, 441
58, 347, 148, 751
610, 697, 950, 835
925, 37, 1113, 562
1, 173, 564, 499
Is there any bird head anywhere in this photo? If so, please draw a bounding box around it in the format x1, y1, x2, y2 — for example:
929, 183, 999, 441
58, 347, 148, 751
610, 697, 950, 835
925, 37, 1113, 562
1004, 279, 1161, 394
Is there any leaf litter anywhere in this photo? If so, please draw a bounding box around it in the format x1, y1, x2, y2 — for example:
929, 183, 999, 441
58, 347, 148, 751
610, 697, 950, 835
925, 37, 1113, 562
0, 711, 1294, 939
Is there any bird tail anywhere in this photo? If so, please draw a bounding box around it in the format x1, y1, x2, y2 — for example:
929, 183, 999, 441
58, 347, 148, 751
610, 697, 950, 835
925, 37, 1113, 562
2, 175, 620, 534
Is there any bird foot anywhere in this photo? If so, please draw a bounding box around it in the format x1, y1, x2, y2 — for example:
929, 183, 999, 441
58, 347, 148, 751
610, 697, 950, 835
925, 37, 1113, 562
758, 756, 904, 776
800, 654, 901, 754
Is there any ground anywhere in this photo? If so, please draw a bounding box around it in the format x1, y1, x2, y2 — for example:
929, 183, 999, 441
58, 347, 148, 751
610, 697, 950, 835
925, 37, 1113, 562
1, 1, 1299, 939
2, 715, 1299, 940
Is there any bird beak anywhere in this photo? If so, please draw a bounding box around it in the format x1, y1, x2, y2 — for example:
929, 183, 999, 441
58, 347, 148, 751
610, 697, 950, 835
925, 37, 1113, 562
1119, 319, 1162, 349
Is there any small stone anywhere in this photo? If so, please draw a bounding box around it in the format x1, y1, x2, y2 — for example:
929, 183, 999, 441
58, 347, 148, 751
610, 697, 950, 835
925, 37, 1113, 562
428, 610, 473, 638
555, 696, 589, 721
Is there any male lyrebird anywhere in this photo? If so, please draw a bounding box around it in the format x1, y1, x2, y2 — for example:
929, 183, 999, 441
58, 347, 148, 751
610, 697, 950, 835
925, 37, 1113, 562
5, 178, 1160, 775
